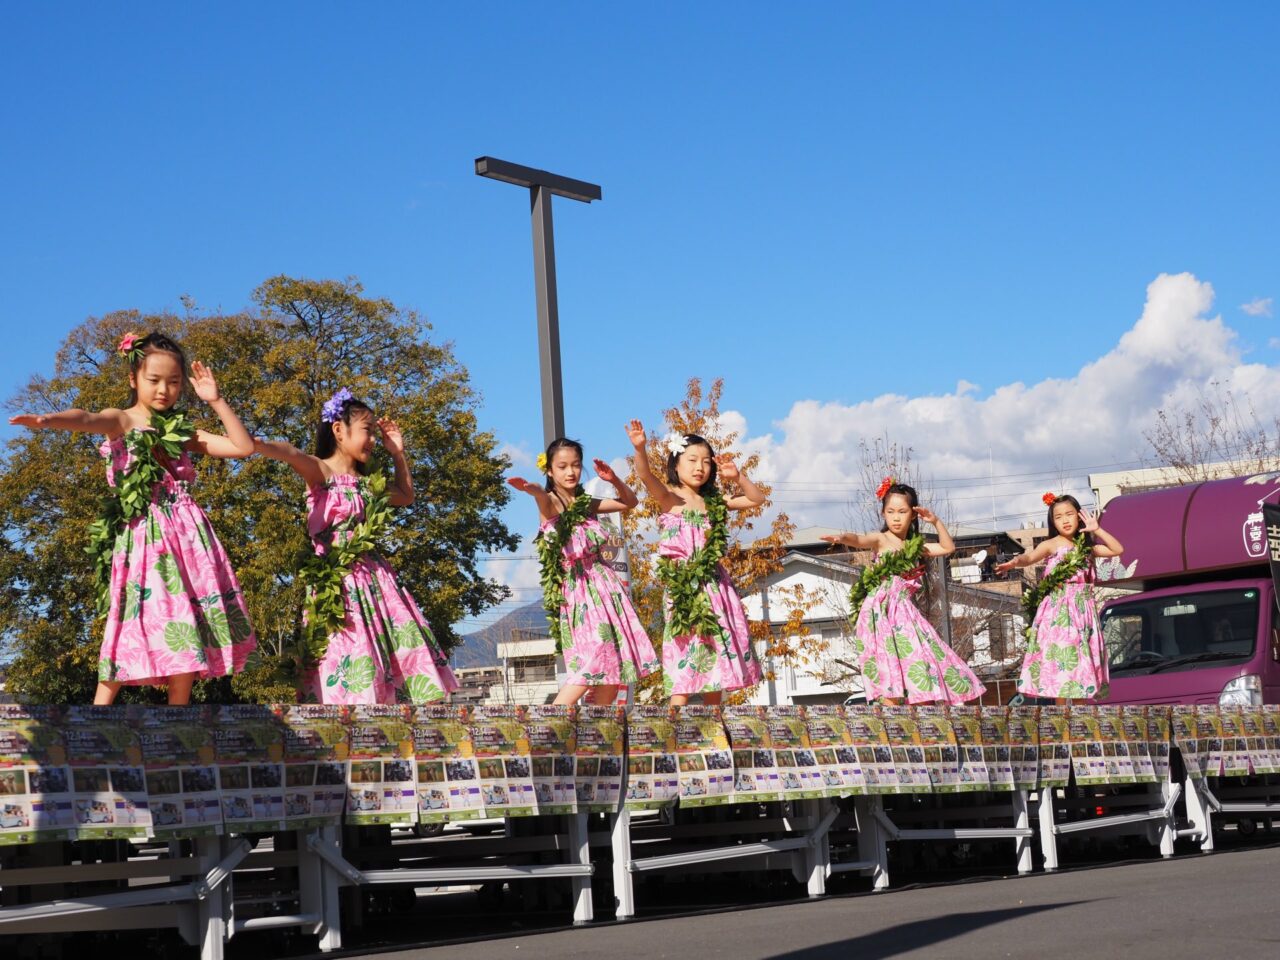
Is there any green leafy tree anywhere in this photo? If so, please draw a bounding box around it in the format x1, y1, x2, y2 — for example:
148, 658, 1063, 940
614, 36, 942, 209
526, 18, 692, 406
0, 276, 517, 703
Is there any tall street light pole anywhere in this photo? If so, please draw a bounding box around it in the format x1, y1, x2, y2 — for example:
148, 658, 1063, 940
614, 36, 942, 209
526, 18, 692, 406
475, 157, 602, 446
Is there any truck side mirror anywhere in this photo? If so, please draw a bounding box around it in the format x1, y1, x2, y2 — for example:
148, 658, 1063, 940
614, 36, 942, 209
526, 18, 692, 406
1273, 627, 1280, 663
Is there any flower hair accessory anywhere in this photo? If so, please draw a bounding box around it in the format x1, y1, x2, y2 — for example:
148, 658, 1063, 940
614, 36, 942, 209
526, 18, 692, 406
118, 331, 144, 365
535, 452, 548, 473
875, 476, 894, 500
1042, 491, 1057, 506
321, 387, 354, 423
664, 432, 690, 457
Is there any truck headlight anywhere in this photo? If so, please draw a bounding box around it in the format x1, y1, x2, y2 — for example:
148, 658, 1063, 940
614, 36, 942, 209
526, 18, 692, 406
1219, 674, 1263, 707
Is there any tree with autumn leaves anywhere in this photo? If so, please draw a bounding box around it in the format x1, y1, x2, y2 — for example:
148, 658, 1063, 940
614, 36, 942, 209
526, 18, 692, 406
621, 378, 817, 702
0, 276, 517, 704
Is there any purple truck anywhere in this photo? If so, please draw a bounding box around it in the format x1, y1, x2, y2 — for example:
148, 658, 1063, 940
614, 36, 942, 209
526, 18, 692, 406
1095, 472, 1280, 706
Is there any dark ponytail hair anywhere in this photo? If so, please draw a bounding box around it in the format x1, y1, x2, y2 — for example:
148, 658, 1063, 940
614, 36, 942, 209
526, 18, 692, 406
666, 434, 718, 496
315, 394, 375, 474
542, 437, 584, 492
1046, 494, 1095, 550
880, 482, 922, 540
126, 332, 188, 407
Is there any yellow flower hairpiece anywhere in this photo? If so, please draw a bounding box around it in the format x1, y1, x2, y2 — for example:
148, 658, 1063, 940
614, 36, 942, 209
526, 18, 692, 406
536, 452, 548, 473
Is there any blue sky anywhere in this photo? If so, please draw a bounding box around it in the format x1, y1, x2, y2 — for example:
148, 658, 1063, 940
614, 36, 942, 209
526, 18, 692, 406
3, 3, 1278, 630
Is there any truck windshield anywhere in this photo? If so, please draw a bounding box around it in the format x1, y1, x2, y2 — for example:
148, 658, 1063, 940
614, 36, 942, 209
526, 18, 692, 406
1103, 588, 1259, 676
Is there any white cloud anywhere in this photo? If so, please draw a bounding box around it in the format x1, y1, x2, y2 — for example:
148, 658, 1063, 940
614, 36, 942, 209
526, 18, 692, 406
498, 441, 535, 469
1242, 297, 1273, 318
732, 273, 1280, 533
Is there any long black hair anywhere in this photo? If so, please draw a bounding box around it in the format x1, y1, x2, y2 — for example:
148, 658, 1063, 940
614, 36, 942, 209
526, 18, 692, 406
542, 437, 584, 493
126, 332, 188, 407
666, 433, 718, 496
315, 393, 375, 474
879, 482, 922, 541
1046, 494, 1095, 549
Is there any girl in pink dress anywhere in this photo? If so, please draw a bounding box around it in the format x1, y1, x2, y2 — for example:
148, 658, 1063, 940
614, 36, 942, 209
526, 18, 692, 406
626, 419, 765, 705
255, 389, 457, 705
508, 437, 658, 705
10, 331, 258, 705
823, 481, 985, 705
997, 493, 1124, 702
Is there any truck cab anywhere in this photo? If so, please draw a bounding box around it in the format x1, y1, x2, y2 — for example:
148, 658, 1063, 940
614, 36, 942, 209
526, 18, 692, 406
1095, 472, 1280, 706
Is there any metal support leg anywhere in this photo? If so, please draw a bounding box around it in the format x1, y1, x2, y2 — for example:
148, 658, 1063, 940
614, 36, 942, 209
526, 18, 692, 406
196, 835, 230, 960
610, 810, 635, 921
1038, 789, 1059, 872
1012, 789, 1034, 875
568, 811, 593, 925
1157, 776, 1177, 858
803, 799, 832, 897
853, 796, 889, 890
1184, 777, 1215, 852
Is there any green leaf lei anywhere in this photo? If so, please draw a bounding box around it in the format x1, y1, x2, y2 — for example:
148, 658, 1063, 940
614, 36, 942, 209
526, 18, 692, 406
534, 486, 593, 650
86, 409, 197, 617
656, 488, 729, 638
1021, 532, 1091, 640
297, 471, 393, 664
846, 534, 927, 625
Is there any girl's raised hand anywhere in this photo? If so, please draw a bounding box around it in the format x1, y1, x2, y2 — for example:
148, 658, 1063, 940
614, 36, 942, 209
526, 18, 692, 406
716, 453, 739, 481
593, 458, 620, 484
914, 506, 939, 525
819, 533, 848, 546
189, 361, 221, 404
9, 414, 47, 429
1079, 509, 1099, 532
624, 419, 647, 450
507, 477, 540, 495
994, 559, 1019, 574
378, 419, 405, 457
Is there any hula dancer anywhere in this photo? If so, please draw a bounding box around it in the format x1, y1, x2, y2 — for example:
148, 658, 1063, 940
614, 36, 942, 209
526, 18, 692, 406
996, 493, 1123, 702
508, 437, 658, 705
625, 419, 764, 705
9, 331, 258, 704
254, 389, 457, 704
822, 479, 985, 704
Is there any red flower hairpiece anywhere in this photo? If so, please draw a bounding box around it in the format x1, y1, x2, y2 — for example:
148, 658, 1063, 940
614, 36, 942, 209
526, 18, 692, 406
117, 331, 144, 365
875, 476, 894, 500
1042, 491, 1057, 506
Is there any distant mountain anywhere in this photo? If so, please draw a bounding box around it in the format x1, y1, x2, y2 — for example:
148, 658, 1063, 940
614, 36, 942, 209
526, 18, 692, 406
450, 600, 548, 668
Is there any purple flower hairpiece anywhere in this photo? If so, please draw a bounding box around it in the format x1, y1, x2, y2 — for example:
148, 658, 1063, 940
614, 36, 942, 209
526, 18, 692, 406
321, 387, 354, 423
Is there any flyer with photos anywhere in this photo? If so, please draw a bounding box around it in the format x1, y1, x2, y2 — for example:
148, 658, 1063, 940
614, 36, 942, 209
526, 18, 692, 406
278, 705, 349, 828
624, 706, 679, 810
846, 706, 896, 794
1037, 706, 1073, 788
213, 704, 286, 833
1215, 706, 1251, 778
1007, 707, 1041, 791
574, 706, 625, 812
1195, 706, 1226, 779
767, 705, 820, 798
64, 705, 151, 840
723, 705, 783, 803
0, 705, 74, 845
470, 705, 537, 817
525, 705, 577, 815
979, 707, 1017, 791
1170, 705, 1205, 779
804, 704, 867, 797
347, 705, 418, 826
413, 705, 482, 823
913, 706, 962, 793
1144, 706, 1173, 781
673, 706, 734, 807
1119, 707, 1158, 784
132, 705, 221, 839
880, 706, 931, 792
949, 706, 989, 792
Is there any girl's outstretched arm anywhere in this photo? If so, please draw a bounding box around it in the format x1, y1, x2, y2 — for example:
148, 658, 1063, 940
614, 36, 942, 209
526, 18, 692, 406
591, 458, 639, 515
378, 419, 414, 507
254, 438, 328, 488
625, 419, 682, 513
917, 507, 955, 558
819, 531, 883, 550
994, 539, 1055, 574
717, 454, 766, 511
187, 362, 255, 458
9, 408, 130, 436
1081, 510, 1124, 558
506, 477, 560, 522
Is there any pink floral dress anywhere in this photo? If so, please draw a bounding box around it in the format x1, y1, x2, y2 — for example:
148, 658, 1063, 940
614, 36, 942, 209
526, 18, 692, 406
658, 510, 763, 697
853, 556, 985, 704
1017, 546, 1107, 700
97, 430, 257, 685
299, 475, 458, 705
541, 515, 659, 686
